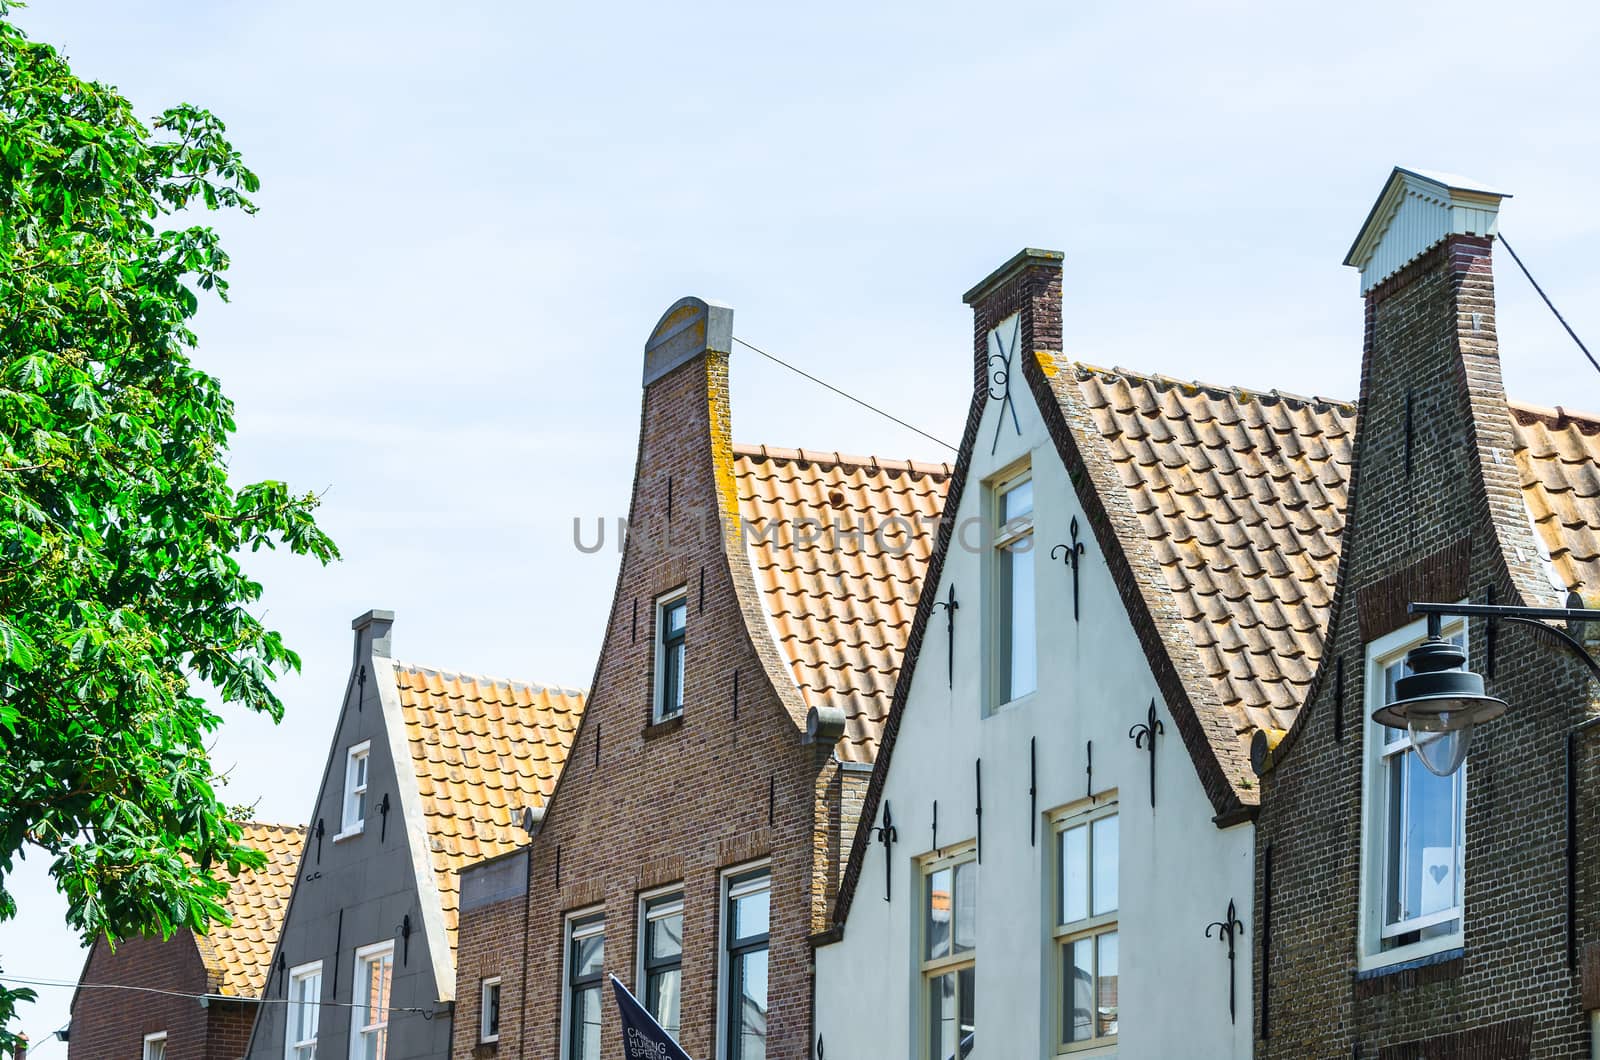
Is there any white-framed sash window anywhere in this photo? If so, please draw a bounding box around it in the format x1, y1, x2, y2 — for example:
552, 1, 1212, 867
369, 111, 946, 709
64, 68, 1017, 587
921, 844, 976, 1060
286, 960, 322, 1060
990, 465, 1037, 709
480, 976, 501, 1044
563, 911, 605, 1060
640, 888, 684, 1040
1053, 801, 1119, 1052
340, 741, 371, 836
350, 941, 393, 1060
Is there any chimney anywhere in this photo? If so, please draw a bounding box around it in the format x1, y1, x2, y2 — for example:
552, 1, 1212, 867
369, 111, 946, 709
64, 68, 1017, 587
643, 297, 733, 388
13, 1032, 26, 1060
962, 249, 1064, 399
1341, 167, 1552, 629
351, 608, 394, 662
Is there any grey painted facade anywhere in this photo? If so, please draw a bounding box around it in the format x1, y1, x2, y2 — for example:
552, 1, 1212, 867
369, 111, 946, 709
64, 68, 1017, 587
244, 611, 455, 1060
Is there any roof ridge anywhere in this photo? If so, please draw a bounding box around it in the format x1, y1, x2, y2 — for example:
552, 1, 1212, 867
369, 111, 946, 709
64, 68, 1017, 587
1072, 360, 1356, 414
1509, 399, 1600, 432
732, 441, 952, 478
389, 658, 587, 698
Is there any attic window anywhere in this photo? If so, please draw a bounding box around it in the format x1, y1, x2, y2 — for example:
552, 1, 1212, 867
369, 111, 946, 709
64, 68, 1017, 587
654, 589, 688, 723
341, 741, 371, 836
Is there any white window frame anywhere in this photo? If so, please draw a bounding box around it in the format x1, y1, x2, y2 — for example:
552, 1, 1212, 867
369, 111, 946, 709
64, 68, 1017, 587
338, 741, 371, 838
637, 884, 685, 1042
654, 588, 689, 722
479, 976, 502, 1044
561, 907, 605, 1060
285, 960, 322, 1060
349, 940, 394, 1060
987, 462, 1037, 712
919, 842, 976, 1060
1051, 798, 1119, 1054
1358, 615, 1469, 971
716, 860, 771, 1060
143, 1031, 167, 1060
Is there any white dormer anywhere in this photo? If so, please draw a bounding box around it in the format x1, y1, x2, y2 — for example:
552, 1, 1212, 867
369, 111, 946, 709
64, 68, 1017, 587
1344, 167, 1511, 294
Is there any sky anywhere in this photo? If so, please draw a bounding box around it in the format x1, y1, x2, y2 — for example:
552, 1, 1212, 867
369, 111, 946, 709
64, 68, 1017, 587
4, 0, 1599, 1049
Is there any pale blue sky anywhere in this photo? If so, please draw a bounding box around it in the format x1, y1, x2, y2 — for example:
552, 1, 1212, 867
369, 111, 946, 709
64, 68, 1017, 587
4, 0, 1598, 1048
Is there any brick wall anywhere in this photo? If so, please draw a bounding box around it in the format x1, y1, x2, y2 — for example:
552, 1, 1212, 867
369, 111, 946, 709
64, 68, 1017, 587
451, 335, 854, 1059
1255, 236, 1595, 1058
68, 932, 261, 1060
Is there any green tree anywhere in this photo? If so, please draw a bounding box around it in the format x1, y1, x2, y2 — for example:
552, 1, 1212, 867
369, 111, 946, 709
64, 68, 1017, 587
0, 6, 337, 1038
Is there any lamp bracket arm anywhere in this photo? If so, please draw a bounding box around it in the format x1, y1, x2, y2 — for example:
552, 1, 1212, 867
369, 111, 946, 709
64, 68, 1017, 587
1497, 616, 1600, 684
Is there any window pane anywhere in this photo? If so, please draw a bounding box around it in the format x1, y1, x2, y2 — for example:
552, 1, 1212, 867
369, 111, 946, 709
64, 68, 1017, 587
928, 971, 955, 1060
572, 931, 604, 980
1067, 937, 1093, 1043
649, 908, 683, 962
647, 967, 682, 1040
1060, 826, 1087, 924
667, 599, 686, 635
572, 985, 601, 1060
999, 544, 1037, 702
663, 641, 684, 714
732, 948, 768, 1060
1096, 931, 1119, 1038
1002, 479, 1033, 522
734, 886, 769, 941
951, 859, 976, 955
956, 966, 975, 1059
926, 867, 952, 959
1091, 816, 1119, 916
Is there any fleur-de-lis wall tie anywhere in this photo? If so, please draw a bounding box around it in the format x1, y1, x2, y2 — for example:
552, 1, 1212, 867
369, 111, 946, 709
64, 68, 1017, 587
1205, 899, 1246, 1024
1051, 516, 1088, 622
871, 801, 898, 902
932, 584, 960, 689
1128, 699, 1164, 808
988, 317, 1022, 453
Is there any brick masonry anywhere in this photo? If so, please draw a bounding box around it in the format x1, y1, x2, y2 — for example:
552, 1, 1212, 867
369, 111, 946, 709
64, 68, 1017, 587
67, 933, 260, 1060
452, 341, 862, 1060
1255, 236, 1597, 1058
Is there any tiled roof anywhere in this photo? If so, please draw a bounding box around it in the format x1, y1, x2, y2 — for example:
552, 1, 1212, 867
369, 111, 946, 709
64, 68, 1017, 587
391, 662, 585, 949
733, 445, 951, 763
1511, 402, 1600, 598
1069, 365, 1356, 760
195, 821, 305, 998
1062, 365, 1600, 789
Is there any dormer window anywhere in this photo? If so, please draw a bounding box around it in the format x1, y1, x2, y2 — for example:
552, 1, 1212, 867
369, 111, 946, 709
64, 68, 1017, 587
342, 741, 370, 835
655, 590, 688, 722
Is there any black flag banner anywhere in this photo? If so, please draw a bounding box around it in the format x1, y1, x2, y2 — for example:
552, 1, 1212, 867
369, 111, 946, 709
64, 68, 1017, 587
609, 973, 694, 1060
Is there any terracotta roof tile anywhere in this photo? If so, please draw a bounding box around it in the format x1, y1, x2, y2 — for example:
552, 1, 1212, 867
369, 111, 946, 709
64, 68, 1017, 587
733, 446, 951, 763
194, 821, 305, 998
391, 663, 585, 950
1511, 403, 1600, 597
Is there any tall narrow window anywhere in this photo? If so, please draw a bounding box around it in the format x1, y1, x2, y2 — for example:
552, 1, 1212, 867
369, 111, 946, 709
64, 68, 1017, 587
1055, 804, 1118, 1050
350, 941, 393, 1060
143, 1032, 167, 1060
921, 846, 976, 1060
724, 869, 769, 1060
1361, 621, 1468, 967
992, 470, 1036, 706
655, 591, 688, 722
286, 961, 322, 1060
480, 977, 501, 1044
642, 891, 684, 1040
566, 914, 605, 1060
342, 741, 370, 834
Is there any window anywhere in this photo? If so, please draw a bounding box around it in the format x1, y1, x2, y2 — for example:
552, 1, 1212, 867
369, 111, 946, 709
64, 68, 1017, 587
641, 890, 683, 1040
655, 591, 688, 722
991, 468, 1036, 707
286, 961, 322, 1060
1361, 619, 1468, 968
341, 741, 370, 835
480, 977, 501, 1044
350, 941, 393, 1060
1054, 803, 1118, 1051
723, 868, 769, 1060
565, 913, 605, 1060
921, 846, 975, 1060
143, 1032, 167, 1060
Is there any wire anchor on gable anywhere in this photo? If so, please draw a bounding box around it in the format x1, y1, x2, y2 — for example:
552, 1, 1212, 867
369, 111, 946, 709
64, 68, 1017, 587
871, 801, 898, 903
1129, 699, 1165, 808
988, 316, 1022, 453
1051, 516, 1088, 622
1205, 899, 1246, 1024
933, 584, 960, 689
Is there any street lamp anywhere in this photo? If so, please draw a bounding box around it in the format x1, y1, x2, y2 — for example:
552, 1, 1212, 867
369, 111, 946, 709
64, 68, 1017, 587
1371, 612, 1506, 776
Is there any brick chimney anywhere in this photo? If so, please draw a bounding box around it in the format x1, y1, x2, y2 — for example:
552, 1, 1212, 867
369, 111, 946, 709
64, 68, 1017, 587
1339, 167, 1554, 631
962, 248, 1064, 399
